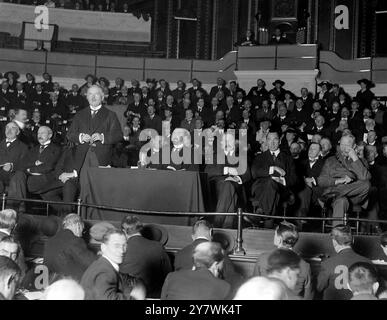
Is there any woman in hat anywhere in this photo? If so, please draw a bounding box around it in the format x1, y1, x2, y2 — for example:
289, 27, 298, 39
356, 79, 375, 109
4, 71, 19, 92
79, 74, 97, 96
316, 81, 332, 105
270, 80, 286, 101
284, 90, 295, 113
98, 77, 110, 91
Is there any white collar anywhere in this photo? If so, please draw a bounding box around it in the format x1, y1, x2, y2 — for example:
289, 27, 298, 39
6, 138, 16, 144
14, 120, 25, 130
102, 255, 119, 272
173, 143, 184, 150
271, 149, 280, 157
40, 140, 51, 147
90, 105, 102, 112
0, 229, 10, 236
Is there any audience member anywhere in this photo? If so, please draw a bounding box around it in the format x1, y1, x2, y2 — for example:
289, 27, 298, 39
253, 222, 313, 299
161, 242, 230, 300
233, 276, 288, 300
348, 262, 379, 300
120, 216, 172, 298
317, 225, 372, 300
44, 214, 96, 281
0, 256, 21, 300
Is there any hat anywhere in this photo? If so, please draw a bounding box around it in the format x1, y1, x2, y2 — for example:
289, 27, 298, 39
89, 222, 116, 244
98, 77, 110, 87
357, 79, 375, 89
84, 74, 97, 82
146, 78, 157, 85
272, 80, 285, 87
141, 224, 168, 246
318, 81, 332, 89
4, 71, 20, 80
26, 73, 35, 80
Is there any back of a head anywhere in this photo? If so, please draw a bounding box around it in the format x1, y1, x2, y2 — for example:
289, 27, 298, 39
193, 242, 224, 269
234, 277, 288, 300
331, 225, 353, 246
121, 215, 143, 236
62, 214, 83, 230
0, 209, 18, 231
43, 279, 85, 300
266, 249, 301, 275
348, 262, 378, 294
192, 219, 212, 240
276, 222, 299, 249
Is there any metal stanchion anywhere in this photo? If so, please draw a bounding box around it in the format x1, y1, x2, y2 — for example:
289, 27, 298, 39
343, 212, 348, 226
1, 193, 6, 210
46, 203, 49, 217
233, 208, 246, 256
76, 199, 82, 216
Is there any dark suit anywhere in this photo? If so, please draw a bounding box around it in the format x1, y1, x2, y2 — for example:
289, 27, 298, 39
205, 151, 251, 228
247, 87, 269, 108
253, 249, 314, 300
161, 268, 231, 300
81, 256, 135, 300
174, 238, 244, 294
251, 150, 297, 216
209, 86, 231, 99
356, 89, 375, 110
143, 114, 162, 135
39, 147, 82, 216
44, 229, 96, 281
317, 248, 371, 300
120, 235, 172, 298
8, 143, 61, 205
67, 106, 123, 168
0, 139, 28, 194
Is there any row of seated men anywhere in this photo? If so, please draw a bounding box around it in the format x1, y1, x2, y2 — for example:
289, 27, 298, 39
1, 208, 387, 300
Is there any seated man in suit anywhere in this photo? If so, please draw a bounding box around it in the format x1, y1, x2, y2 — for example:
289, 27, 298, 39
294, 143, 326, 227
0, 256, 21, 300
39, 146, 81, 216
253, 222, 313, 300
0, 122, 28, 195
161, 242, 231, 300
180, 109, 196, 134
120, 216, 172, 298
317, 134, 371, 226
8, 126, 61, 213
174, 219, 243, 294
13, 108, 34, 147
251, 132, 297, 228
81, 229, 146, 300
205, 132, 250, 228
234, 276, 289, 300
44, 214, 96, 282
317, 225, 372, 300
143, 104, 162, 135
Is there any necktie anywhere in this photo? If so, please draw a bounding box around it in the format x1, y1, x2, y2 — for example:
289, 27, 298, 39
39, 145, 46, 154
272, 152, 277, 162
91, 110, 97, 119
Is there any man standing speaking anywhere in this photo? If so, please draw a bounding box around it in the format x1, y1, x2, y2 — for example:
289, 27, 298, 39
67, 85, 122, 170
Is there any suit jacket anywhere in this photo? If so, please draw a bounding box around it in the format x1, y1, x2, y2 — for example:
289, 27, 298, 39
253, 249, 314, 300
172, 88, 185, 104
317, 248, 371, 300
161, 268, 231, 300
210, 85, 231, 99
317, 153, 371, 189
180, 118, 196, 133
225, 105, 241, 128
125, 102, 147, 119
174, 238, 244, 291
81, 256, 133, 300
0, 139, 28, 173
120, 235, 172, 297
67, 106, 123, 167
44, 229, 96, 281
143, 114, 162, 135
20, 143, 61, 174
251, 150, 297, 188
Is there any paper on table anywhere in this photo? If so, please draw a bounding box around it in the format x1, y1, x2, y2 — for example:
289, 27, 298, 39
98, 165, 112, 169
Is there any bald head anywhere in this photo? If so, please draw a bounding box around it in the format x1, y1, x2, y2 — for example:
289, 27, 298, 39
43, 279, 85, 300
193, 242, 224, 269
234, 277, 288, 300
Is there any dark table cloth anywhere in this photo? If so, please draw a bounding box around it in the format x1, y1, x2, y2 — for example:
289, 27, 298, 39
80, 168, 206, 225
